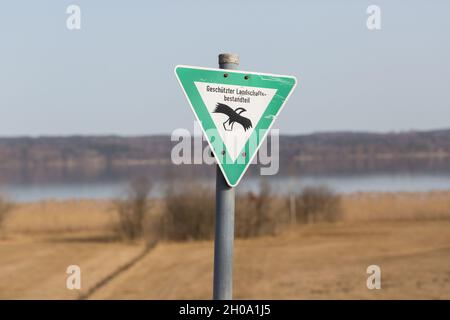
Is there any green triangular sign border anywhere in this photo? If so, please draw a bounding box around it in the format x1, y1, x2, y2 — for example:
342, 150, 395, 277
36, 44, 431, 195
175, 65, 297, 187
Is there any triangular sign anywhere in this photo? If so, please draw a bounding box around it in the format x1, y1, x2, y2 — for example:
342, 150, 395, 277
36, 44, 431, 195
175, 65, 297, 187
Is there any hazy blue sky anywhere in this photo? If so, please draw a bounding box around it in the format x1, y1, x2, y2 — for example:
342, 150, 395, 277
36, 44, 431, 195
0, 0, 449, 136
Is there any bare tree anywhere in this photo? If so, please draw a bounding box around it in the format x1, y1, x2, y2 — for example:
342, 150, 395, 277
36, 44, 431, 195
236, 178, 277, 238
162, 182, 215, 241
113, 177, 152, 241
295, 186, 342, 224
0, 194, 13, 232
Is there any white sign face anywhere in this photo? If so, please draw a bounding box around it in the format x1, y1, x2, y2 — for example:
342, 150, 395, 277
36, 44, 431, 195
195, 82, 277, 162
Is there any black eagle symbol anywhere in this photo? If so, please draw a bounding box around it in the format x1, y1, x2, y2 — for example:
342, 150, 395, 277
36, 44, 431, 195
213, 103, 253, 132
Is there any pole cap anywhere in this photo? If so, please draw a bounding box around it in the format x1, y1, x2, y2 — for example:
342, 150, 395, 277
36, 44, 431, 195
218, 53, 239, 66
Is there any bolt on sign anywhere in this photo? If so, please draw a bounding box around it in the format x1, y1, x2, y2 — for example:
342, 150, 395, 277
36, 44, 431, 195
175, 65, 297, 187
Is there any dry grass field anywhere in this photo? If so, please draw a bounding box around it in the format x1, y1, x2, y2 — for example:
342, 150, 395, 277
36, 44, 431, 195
0, 191, 449, 299
2, 200, 113, 237
342, 191, 450, 222
91, 220, 450, 300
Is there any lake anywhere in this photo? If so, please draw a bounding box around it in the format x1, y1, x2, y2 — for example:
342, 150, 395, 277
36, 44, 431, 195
3, 172, 450, 202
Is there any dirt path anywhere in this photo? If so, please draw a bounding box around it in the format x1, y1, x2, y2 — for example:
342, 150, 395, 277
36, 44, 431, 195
0, 237, 145, 299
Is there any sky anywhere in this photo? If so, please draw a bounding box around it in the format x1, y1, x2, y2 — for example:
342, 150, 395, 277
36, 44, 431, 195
0, 0, 449, 136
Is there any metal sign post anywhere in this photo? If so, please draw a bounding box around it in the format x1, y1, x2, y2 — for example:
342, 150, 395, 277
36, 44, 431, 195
174, 54, 297, 300
213, 53, 238, 300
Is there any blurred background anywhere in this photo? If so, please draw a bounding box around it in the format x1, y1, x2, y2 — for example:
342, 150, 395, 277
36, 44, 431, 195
0, 0, 449, 299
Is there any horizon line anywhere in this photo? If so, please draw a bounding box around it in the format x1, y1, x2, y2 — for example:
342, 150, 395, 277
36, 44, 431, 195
0, 127, 450, 139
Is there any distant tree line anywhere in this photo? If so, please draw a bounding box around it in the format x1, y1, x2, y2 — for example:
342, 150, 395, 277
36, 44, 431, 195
1, 129, 450, 184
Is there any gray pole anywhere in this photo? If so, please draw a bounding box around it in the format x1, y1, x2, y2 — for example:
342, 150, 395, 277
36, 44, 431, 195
213, 53, 239, 300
